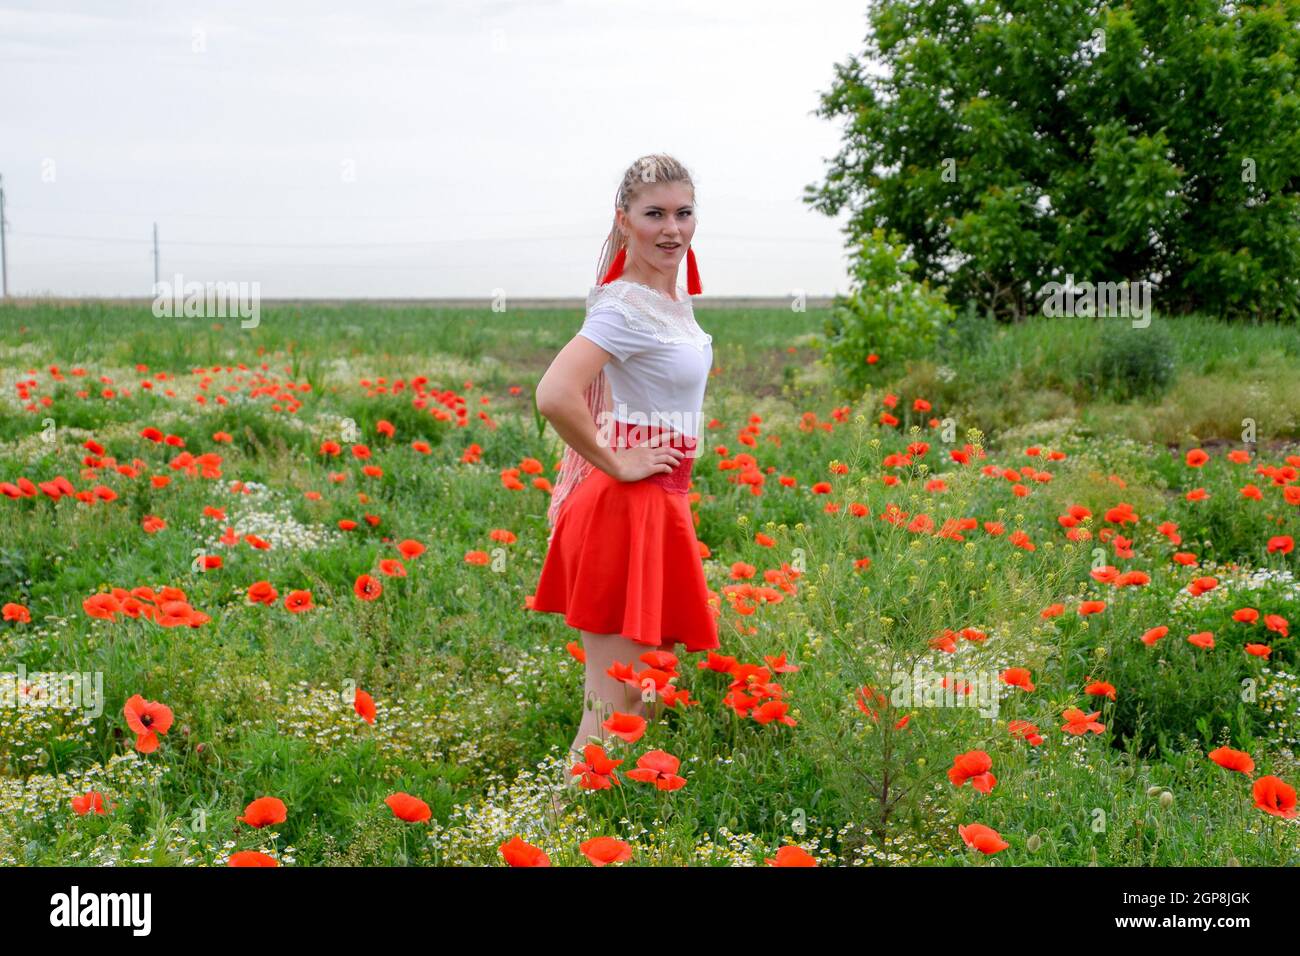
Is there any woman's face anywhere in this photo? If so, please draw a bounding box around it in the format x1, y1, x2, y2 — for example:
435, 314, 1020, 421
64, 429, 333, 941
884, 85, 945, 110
617, 181, 696, 280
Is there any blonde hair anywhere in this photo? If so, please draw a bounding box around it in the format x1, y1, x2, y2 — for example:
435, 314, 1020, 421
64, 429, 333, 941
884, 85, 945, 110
545, 154, 698, 536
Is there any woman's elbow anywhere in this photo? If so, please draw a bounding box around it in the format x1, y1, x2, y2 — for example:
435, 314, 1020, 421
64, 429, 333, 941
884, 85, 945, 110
534, 382, 556, 417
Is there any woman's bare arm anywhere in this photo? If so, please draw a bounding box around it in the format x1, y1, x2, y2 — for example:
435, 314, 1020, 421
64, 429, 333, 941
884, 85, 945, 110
535, 336, 624, 479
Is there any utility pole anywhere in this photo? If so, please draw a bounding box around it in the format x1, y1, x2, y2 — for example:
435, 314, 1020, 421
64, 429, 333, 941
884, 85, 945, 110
152, 222, 159, 290
0, 174, 8, 298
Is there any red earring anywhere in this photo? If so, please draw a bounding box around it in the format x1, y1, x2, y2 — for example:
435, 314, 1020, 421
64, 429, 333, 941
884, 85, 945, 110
600, 247, 627, 285
686, 246, 702, 295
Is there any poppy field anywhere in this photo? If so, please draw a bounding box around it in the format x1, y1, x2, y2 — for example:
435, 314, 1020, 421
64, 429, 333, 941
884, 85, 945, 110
0, 300, 1297, 867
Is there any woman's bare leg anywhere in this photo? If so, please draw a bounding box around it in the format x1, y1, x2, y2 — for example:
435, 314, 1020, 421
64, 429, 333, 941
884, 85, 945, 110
567, 629, 650, 764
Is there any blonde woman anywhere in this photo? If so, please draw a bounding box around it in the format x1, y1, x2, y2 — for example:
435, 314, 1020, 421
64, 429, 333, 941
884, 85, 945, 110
530, 154, 720, 802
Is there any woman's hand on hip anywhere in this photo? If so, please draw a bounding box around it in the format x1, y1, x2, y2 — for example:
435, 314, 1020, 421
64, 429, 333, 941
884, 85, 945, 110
611, 442, 685, 482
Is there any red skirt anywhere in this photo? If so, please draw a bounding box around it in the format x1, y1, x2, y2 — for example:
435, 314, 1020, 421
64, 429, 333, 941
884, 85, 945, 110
529, 421, 720, 652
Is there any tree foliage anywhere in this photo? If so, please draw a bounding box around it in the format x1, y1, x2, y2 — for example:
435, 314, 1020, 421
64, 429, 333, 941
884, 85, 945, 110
804, 0, 1300, 322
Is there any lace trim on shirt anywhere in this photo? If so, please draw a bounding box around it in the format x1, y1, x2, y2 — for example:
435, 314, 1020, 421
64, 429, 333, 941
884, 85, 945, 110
585, 279, 713, 352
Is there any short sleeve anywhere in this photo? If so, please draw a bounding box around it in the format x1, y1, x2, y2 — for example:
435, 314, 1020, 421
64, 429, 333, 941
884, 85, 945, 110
577, 308, 641, 363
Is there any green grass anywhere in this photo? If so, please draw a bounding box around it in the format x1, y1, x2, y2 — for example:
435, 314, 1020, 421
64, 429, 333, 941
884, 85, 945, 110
0, 299, 1297, 866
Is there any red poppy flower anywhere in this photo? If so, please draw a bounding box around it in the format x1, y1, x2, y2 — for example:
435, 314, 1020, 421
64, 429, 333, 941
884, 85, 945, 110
958, 823, 1009, 854
238, 796, 288, 828
698, 652, 738, 674
245, 581, 278, 606
123, 694, 174, 753
397, 538, 426, 559
71, 791, 107, 815
3, 602, 31, 623
1252, 775, 1298, 818
580, 837, 633, 866
1084, 680, 1117, 701
499, 836, 550, 867
1208, 747, 1254, 775
1115, 570, 1150, 587
354, 573, 382, 601
625, 749, 687, 790
948, 750, 997, 794
765, 845, 818, 866
603, 712, 647, 743
82, 593, 123, 621
1001, 667, 1035, 691
385, 792, 430, 823
1061, 708, 1105, 735
752, 700, 798, 726
1140, 625, 1169, 646
227, 850, 279, 867
355, 688, 376, 724
571, 744, 623, 790
284, 589, 314, 613
1008, 720, 1044, 746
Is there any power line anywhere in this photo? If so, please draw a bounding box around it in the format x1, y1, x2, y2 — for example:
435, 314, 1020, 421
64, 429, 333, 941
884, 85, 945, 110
11, 230, 591, 248
11, 228, 842, 249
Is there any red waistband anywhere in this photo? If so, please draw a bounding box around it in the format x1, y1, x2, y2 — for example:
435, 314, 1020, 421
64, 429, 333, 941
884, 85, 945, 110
610, 420, 698, 494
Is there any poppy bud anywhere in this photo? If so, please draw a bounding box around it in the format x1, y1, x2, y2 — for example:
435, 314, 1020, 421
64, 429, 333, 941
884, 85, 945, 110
1159, 791, 1173, 809
1146, 785, 1162, 796
1026, 834, 1042, 852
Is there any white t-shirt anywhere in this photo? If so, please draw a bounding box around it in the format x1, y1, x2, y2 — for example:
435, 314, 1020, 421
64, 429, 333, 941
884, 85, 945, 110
576, 279, 713, 439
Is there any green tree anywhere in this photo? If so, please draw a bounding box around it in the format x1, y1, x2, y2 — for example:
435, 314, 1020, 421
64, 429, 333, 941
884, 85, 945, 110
804, 0, 1300, 322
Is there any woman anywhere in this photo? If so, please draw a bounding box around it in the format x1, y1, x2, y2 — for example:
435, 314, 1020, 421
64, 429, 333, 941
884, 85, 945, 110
529, 154, 720, 801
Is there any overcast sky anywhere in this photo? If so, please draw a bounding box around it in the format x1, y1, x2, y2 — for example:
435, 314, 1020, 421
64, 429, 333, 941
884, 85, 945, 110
1, 0, 868, 298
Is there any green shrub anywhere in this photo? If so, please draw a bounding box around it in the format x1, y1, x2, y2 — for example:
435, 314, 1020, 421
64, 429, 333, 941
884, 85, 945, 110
823, 228, 957, 396
1084, 320, 1177, 401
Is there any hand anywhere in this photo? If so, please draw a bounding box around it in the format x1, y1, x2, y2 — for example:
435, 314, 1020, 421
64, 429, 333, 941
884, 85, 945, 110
611, 441, 685, 482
